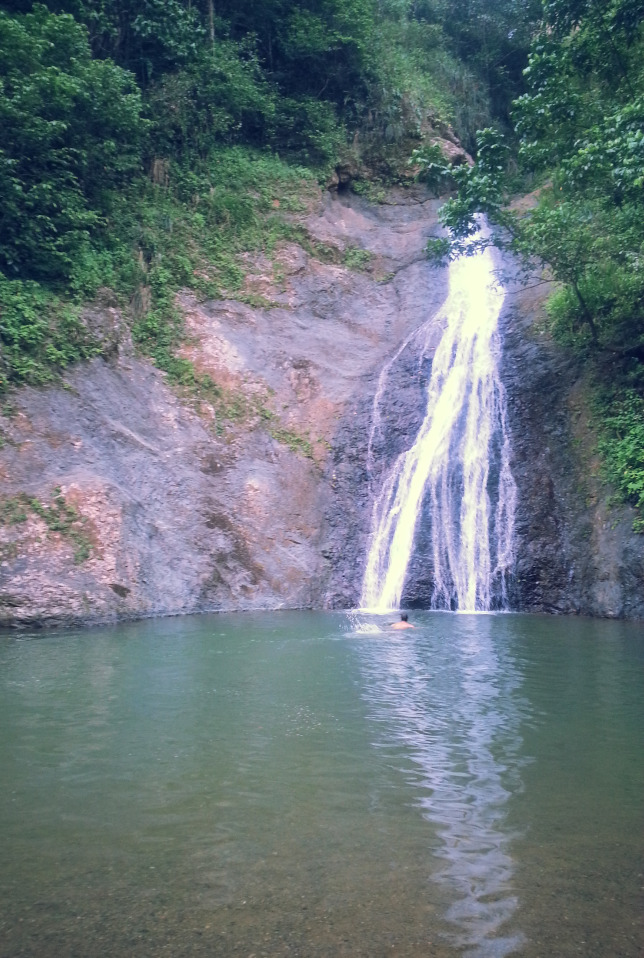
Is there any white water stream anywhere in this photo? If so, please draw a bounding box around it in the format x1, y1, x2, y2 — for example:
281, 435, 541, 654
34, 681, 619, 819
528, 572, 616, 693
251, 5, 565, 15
360, 242, 517, 613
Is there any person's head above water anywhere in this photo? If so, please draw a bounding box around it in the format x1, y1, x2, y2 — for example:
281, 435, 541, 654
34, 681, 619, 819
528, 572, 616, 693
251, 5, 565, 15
391, 612, 414, 629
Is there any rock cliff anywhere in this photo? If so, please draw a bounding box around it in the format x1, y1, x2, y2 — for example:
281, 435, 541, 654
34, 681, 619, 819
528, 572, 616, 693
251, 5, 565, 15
501, 279, 644, 619
1, 188, 642, 627
0, 189, 445, 626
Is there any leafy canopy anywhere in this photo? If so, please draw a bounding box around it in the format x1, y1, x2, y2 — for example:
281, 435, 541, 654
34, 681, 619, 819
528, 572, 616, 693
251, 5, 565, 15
0, 5, 145, 281
0, 0, 542, 397
432, 0, 644, 356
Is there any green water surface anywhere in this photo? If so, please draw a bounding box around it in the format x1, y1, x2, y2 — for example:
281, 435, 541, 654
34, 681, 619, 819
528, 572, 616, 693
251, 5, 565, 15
0, 611, 642, 957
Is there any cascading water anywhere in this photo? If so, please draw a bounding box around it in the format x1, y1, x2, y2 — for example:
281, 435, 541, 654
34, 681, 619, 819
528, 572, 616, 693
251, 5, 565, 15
360, 241, 517, 613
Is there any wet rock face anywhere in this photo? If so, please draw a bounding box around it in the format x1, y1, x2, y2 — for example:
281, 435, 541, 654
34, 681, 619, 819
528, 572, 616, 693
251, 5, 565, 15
323, 255, 644, 619
0, 187, 449, 627
500, 283, 581, 614
0, 359, 319, 626
320, 310, 443, 609
499, 279, 644, 619
1, 188, 643, 627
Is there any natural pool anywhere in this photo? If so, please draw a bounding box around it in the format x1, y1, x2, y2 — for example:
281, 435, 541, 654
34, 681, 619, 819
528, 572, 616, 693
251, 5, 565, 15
1, 611, 642, 957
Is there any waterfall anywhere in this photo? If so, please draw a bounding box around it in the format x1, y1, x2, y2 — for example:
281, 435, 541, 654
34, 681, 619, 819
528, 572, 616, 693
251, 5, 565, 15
360, 242, 517, 613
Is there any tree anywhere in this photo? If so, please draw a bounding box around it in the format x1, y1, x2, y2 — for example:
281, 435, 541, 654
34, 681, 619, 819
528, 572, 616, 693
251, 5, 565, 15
410, 0, 542, 126
0, 5, 145, 280
432, 0, 644, 356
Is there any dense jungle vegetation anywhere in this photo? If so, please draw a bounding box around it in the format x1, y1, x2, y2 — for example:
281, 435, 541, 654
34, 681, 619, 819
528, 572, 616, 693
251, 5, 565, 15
1, 0, 643, 525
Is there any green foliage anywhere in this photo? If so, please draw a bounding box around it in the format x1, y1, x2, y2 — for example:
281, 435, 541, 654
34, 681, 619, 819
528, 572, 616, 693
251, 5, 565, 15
434, 0, 644, 529
29, 486, 93, 562
146, 39, 277, 158
0, 496, 29, 526
0, 0, 541, 298
343, 246, 373, 271
45, 0, 205, 82
0, 276, 101, 392
400, 0, 542, 146
0, 0, 542, 397
433, 0, 644, 353
427, 127, 509, 257
0, 137, 317, 393
354, 14, 453, 145
594, 387, 644, 533
127, 146, 316, 296
124, 149, 317, 402
0, 487, 93, 561
409, 141, 453, 193
269, 97, 342, 165
269, 426, 314, 459
452, 0, 542, 122
127, 0, 204, 80
428, 54, 492, 156
351, 179, 388, 203
0, 6, 145, 282
48, 0, 379, 133
220, 0, 378, 108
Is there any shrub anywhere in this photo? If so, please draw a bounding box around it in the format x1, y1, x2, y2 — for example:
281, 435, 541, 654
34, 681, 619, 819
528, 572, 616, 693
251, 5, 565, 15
595, 388, 644, 532
146, 40, 276, 159
0, 276, 100, 391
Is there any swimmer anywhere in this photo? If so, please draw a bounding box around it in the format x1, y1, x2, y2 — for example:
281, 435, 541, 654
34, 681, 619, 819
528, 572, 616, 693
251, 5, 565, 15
391, 612, 415, 630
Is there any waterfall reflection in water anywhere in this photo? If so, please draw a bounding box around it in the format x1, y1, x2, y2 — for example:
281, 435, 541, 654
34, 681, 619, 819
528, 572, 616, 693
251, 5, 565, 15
361, 240, 517, 613
355, 613, 529, 957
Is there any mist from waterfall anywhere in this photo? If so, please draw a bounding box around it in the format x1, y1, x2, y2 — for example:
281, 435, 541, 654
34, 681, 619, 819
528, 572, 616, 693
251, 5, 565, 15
360, 242, 517, 613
